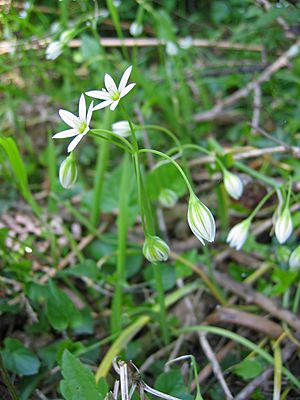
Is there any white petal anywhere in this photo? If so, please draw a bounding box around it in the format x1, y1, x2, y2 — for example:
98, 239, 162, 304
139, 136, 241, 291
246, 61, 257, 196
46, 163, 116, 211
118, 65, 132, 92
104, 73, 117, 94
59, 109, 80, 128
52, 129, 78, 139
93, 99, 113, 111
67, 134, 84, 152
85, 90, 111, 100
110, 99, 120, 111
86, 101, 94, 125
120, 83, 136, 98
78, 94, 86, 121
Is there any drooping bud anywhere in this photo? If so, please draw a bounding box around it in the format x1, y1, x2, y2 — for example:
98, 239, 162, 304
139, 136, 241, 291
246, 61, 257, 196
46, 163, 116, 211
166, 41, 178, 56
226, 219, 251, 250
159, 188, 178, 208
223, 170, 243, 200
129, 21, 143, 37
112, 121, 131, 137
143, 235, 170, 263
59, 153, 78, 189
289, 245, 300, 271
187, 193, 215, 245
46, 41, 63, 60
275, 207, 293, 244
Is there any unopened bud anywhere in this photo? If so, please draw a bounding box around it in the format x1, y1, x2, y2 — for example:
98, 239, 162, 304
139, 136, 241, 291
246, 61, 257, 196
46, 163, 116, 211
129, 21, 143, 37
143, 235, 170, 263
187, 194, 215, 245
59, 154, 78, 189
226, 219, 251, 250
275, 208, 293, 244
223, 170, 243, 200
112, 120, 131, 137
159, 189, 178, 208
289, 245, 300, 271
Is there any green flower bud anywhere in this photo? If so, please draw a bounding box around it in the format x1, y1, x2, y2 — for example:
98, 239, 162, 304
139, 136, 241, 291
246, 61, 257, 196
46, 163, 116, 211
143, 235, 170, 263
289, 245, 300, 271
275, 207, 293, 244
59, 154, 78, 189
159, 188, 178, 208
223, 170, 243, 200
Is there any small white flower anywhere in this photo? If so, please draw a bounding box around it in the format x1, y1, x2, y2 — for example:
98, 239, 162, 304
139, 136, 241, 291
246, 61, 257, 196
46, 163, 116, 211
86, 65, 136, 111
46, 41, 63, 60
272, 189, 284, 228
112, 121, 131, 137
275, 207, 293, 244
166, 41, 178, 56
179, 36, 193, 49
52, 94, 93, 152
187, 194, 215, 245
59, 154, 78, 189
143, 235, 170, 263
226, 219, 251, 250
223, 170, 243, 200
289, 245, 300, 271
129, 21, 143, 37
159, 188, 178, 208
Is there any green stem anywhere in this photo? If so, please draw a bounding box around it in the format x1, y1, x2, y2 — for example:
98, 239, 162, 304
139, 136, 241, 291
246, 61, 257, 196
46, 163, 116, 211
137, 124, 181, 149
90, 113, 111, 227
234, 161, 280, 189
248, 188, 276, 222
292, 273, 300, 314
111, 153, 131, 335
90, 129, 134, 153
138, 148, 194, 194
153, 264, 169, 344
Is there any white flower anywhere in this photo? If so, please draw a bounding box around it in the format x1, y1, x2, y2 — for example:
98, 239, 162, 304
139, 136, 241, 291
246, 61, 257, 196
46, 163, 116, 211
143, 235, 170, 263
166, 41, 178, 56
187, 194, 215, 245
130, 21, 143, 37
46, 41, 63, 60
52, 94, 93, 152
275, 207, 293, 244
223, 170, 243, 200
226, 219, 251, 250
86, 65, 136, 111
289, 245, 300, 271
112, 121, 131, 137
179, 36, 193, 49
159, 188, 178, 208
59, 154, 78, 189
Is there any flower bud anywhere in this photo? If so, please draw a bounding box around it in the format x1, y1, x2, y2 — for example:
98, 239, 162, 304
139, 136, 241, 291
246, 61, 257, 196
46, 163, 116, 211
226, 219, 251, 250
129, 21, 143, 37
275, 208, 293, 244
159, 188, 178, 208
46, 40, 63, 60
223, 170, 243, 200
289, 245, 300, 271
187, 194, 215, 244
59, 154, 78, 189
143, 235, 170, 263
112, 121, 131, 137
166, 41, 178, 56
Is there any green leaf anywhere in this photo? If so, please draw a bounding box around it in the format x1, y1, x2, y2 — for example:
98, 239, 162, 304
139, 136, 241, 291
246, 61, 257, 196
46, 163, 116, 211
1, 338, 40, 376
46, 280, 82, 331
60, 350, 104, 400
155, 370, 192, 400
233, 358, 264, 380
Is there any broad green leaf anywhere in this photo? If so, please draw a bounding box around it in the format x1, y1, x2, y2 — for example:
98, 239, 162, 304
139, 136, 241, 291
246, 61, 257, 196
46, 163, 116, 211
60, 350, 103, 400
1, 338, 40, 376
46, 280, 82, 331
233, 358, 263, 380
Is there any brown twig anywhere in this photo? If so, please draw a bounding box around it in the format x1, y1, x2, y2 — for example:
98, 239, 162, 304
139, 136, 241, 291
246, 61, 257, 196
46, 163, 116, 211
207, 307, 283, 339
194, 40, 300, 122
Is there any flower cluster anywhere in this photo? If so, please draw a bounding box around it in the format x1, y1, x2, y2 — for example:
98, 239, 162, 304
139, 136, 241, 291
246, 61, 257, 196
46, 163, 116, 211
53, 66, 136, 152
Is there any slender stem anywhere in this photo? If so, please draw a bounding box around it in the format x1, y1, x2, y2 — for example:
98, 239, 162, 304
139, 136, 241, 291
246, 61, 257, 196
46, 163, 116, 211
137, 124, 181, 149
90, 129, 134, 153
292, 273, 300, 314
138, 148, 194, 194
90, 112, 111, 227
111, 153, 131, 335
248, 188, 276, 221
234, 161, 281, 189
153, 264, 169, 344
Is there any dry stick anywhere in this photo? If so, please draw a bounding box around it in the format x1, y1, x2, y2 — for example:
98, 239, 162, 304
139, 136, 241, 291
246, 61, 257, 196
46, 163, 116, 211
194, 39, 300, 122
170, 252, 300, 331
0, 37, 264, 55
251, 83, 261, 134
235, 333, 300, 400
207, 307, 283, 339
255, 0, 296, 39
